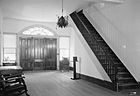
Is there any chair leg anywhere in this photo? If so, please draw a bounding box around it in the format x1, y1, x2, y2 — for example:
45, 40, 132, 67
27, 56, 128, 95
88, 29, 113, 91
25, 92, 30, 96
20, 78, 30, 96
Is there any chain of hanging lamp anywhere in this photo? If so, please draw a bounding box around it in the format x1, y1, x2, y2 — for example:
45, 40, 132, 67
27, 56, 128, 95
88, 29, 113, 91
57, 0, 68, 28
62, 0, 63, 16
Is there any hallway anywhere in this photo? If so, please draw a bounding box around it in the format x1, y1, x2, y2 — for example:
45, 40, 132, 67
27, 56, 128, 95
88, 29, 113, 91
23, 71, 140, 96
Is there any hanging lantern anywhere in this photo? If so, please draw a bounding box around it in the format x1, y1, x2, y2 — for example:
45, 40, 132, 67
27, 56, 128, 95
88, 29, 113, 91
57, 16, 68, 28
57, 0, 68, 28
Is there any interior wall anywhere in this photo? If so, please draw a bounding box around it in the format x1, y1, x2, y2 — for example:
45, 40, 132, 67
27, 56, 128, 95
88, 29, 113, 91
3, 18, 71, 36
69, 28, 75, 67
0, 8, 3, 65
70, 18, 111, 81
84, 0, 140, 81
2, 18, 74, 68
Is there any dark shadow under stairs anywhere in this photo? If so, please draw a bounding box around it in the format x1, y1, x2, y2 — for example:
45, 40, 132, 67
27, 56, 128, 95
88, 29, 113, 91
70, 10, 139, 91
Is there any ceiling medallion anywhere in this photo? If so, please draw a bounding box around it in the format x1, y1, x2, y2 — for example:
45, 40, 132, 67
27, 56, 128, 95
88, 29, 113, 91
57, 0, 68, 28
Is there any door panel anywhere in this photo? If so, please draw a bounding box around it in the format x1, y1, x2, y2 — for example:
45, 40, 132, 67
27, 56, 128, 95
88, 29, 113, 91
34, 38, 44, 70
44, 38, 57, 70
20, 37, 57, 70
20, 38, 33, 70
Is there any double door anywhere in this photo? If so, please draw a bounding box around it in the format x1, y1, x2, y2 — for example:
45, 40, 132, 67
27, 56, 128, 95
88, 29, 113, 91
19, 37, 57, 70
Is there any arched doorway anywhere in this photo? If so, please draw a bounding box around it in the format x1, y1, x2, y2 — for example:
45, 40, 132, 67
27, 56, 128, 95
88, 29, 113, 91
18, 25, 58, 70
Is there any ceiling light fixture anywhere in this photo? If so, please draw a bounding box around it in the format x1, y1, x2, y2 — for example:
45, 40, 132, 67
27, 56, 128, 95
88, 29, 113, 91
57, 0, 68, 28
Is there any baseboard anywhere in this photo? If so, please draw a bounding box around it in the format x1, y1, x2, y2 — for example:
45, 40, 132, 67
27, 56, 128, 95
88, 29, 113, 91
76, 73, 116, 91
138, 82, 140, 86
69, 67, 73, 70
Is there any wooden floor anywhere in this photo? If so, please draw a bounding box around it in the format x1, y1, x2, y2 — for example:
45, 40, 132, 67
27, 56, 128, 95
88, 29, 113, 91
22, 71, 140, 96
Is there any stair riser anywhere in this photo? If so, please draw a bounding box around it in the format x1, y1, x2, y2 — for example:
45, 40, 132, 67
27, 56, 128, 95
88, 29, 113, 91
118, 68, 127, 72
118, 79, 135, 83
119, 85, 139, 90
117, 74, 131, 78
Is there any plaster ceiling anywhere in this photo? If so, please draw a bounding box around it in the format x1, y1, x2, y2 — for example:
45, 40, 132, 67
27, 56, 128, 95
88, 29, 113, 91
0, 0, 125, 22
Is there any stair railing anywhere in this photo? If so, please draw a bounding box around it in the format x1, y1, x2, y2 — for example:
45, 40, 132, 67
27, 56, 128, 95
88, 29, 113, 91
72, 12, 118, 86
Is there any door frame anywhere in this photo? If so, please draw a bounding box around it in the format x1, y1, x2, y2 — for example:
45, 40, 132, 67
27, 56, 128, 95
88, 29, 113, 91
58, 36, 70, 70
17, 25, 59, 70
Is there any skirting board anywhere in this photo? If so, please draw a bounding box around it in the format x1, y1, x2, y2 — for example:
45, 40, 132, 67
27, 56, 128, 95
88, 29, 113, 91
76, 73, 116, 91
138, 82, 140, 86
69, 67, 73, 70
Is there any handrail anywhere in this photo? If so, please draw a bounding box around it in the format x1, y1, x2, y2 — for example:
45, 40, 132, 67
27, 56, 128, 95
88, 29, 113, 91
73, 12, 118, 83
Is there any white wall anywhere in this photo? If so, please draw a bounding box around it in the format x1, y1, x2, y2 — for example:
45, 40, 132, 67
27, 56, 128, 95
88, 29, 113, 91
84, 0, 140, 81
70, 18, 111, 81
3, 18, 72, 36
0, 8, 3, 65
3, 18, 74, 68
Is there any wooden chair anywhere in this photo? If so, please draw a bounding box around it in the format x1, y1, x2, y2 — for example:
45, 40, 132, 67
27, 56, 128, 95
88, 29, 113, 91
60, 58, 69, 72
0, 66, 30, 96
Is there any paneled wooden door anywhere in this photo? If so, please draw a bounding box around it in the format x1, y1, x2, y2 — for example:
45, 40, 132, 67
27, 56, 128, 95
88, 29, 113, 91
19, 37, 57, 70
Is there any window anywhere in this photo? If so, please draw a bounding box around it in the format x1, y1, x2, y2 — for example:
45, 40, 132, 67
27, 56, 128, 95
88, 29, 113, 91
3, 34, 17, 63
59, 37, 70, 61
22, 27, 54, 36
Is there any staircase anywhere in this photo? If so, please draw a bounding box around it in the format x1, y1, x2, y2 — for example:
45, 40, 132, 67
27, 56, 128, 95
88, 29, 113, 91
70, 11, 139, 91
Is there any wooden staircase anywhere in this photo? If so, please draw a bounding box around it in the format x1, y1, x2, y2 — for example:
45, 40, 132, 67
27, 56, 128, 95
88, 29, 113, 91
70, 10, 139, 91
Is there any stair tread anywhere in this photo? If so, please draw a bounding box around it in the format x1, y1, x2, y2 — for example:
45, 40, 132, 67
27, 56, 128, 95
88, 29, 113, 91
118, 72, 129, 74
118, 77, 133, 80
115, 63, 124, 66
118, 83, 138, 86
114, 62, 122, 64
117, 66, 127, 68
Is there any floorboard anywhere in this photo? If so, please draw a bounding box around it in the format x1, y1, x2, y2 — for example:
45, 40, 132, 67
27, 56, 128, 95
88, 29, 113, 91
22, 71, 140, 96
